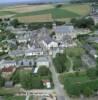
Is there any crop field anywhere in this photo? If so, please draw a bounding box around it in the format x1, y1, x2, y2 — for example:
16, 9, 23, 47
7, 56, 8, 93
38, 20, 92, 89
0, 4, 91, 22
17, 14, 53, 23
62, 4, 91, 16
0, 4, 54, 13
0, 11, 16, 16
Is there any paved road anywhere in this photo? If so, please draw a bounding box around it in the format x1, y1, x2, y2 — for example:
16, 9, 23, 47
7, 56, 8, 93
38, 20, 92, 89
25, 92, 30, 100
48, 56, 70, 100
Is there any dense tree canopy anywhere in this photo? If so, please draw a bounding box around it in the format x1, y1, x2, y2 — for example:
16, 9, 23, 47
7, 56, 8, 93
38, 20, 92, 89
71, 17, 94, 30
0, 73, 5, 87
10, 19, 20, 28
53, 53, 67, 73
38, 66, 51, 76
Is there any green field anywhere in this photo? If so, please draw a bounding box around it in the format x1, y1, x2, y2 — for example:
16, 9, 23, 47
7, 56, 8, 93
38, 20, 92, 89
0, 87, 20, 95
4, 96, 25, 100
15, 8, 80, 19
0, 11, 16, 16
0, 4, 91, 22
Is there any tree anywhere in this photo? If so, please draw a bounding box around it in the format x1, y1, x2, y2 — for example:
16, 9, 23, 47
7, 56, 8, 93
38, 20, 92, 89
8, 32, 15, 39
21, 72, 43, 90
11, 71, 20, 84
0, 73, 5, 87
83, 87, 92, 97
50, 32, 55, 38
86, 68, 97, 79
55, 4, 63, 8
71, 17, 94, 29
53, 53, 67, 73
38, 66, 51, 76
10, 19, 20, 28
70, 18, 77, 24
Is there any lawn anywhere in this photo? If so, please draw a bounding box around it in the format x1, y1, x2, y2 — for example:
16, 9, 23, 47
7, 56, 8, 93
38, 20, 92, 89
4, 96, 25, 100
65, 47, 85, 57
0, 87, 20, 95
59, 71, 86, 84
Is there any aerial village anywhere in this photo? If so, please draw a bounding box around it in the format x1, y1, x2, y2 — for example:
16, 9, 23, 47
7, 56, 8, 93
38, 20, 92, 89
0, 2, 98, 100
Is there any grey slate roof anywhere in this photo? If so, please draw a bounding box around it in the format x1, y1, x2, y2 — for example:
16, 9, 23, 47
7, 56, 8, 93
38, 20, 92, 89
17, 59, 34, 67
43, 35, 53, 44
81, 54, 96, 68
88, 36, 98, 43
36, 57, 48, 62
83, 44, 97, 57
54, 25, 74, 33
8, 50, 24, 57
5, 81, 13, 88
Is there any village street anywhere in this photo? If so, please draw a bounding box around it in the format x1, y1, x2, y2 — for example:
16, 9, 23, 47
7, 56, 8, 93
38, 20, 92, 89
48, 56, 70, 100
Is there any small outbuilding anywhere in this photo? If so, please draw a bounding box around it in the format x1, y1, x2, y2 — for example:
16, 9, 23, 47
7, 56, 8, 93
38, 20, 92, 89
4, 81, 13, 88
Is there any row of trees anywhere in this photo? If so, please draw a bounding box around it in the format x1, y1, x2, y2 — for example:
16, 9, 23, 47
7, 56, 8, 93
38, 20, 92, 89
70, 0, 98, 4
53, 53, 68, 73
71, 17, 94, 30
8, 18, 65, 30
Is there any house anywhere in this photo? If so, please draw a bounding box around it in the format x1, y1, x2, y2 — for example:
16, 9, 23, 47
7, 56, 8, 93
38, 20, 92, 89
81, 54, 96, 68
87, 36, 98, 43
91, 15, 98, 25
8, 50, 24, 58
42, 80, 51, 89
25, 48, 43, 56
59, 35, 77, 48
42, 35, 58, 50
17, 59, 34, 67
2, 67, 16, 77
83, 44, 98, 59
16, 32, 31, 43
2, 67, 14, 73
53, 23, 76, 41
49, 47, 64, 57
4, 81, 13, 88
0, 60, 16, 69
36, 57, 49, 68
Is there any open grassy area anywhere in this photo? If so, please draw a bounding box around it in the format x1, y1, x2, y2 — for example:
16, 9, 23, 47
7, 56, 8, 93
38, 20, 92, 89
59, 71, 86, 84
0, 11, 16, 16
0, 87, 20, 95
4, 96, 25, 100
65, 47, 85, 57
